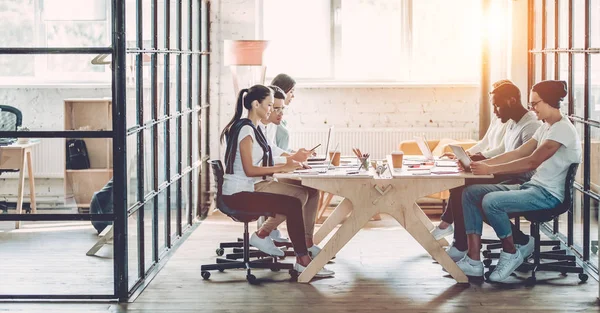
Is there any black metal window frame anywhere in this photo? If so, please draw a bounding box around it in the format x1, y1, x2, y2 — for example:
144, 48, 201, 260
0, 0, 211, 302
529, 0, 600, 273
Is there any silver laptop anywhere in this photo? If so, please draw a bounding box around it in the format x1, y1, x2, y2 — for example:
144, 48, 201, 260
307, 126, 334, 162
296, 143, 339, 174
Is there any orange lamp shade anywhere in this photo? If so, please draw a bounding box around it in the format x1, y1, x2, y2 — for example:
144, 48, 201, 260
223, 40, 269, 66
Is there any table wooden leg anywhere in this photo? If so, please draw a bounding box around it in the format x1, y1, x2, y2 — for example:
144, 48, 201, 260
316, 192, 334, 223
26, 150, 37, 214
298, 207, 373, 283
413, 203, 449, 247
15, 154, 26, 229
313, 198, 353, 245
387, 203, 468, 284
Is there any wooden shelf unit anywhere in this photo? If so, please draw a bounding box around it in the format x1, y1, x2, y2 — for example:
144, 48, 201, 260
64, 98, 113, 209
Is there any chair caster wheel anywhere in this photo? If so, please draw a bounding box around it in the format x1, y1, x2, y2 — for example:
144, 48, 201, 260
218, 268, 225, 272
289, 269, 299, 281
482, 250, 491, 258
271, 267, 281, 272
201, 271, 211, 280
561, 272, 567, 276
525, 276, 536, 286
579, 273, 588, 282
552, 245, 561, 251
247, 274, 258, 284
483, 259, 492, 267
216, 248, 224, 256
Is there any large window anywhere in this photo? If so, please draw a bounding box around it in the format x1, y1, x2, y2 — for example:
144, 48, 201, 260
0, 0, 110, 83
260, 0, 508, 83
531, 0, 600, 273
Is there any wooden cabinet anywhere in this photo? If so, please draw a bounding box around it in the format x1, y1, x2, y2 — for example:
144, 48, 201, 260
64, 98, 113, 211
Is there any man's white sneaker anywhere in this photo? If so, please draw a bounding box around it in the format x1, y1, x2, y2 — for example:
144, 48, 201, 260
249, 233, 284, 257
454, 255, 484, 277
446, 243, 467, 262
488, 250, 524, 282
293, 263, 335, 278
269, 229, 291, 243
431, 224, 454, 240
515, 236, 535, 259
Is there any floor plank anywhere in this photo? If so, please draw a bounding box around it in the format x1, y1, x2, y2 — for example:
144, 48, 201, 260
1, 213, 599, 312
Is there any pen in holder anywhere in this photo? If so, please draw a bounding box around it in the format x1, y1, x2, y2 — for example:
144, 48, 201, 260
357, 155, 370, 171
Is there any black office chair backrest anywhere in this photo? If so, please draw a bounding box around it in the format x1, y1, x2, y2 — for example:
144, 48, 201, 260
524, 163, 579, 222
0, 105, 22, 131
210, 160, 225, 199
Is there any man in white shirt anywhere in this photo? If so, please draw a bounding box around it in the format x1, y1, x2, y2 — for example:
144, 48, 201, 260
432, 80, 542, 263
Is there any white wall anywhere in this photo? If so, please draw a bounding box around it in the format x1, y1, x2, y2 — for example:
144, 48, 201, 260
209, 0, 481, 158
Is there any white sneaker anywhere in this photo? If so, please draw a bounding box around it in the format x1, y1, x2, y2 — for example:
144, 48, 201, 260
249, 233, 284, 257
308, 245, 321, 258
488, 250, 524, 282
269, 229, 291, 243
431, 224, 454, 240
454, 255, 484, 277
515, 236, 535, 259
293, 263, 335, 278
446, 243, 467, 262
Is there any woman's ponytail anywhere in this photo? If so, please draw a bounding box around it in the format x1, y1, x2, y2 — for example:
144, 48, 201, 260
220, 88, 249, 143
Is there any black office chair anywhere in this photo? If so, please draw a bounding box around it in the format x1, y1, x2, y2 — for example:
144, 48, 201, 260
0, 105, 23, 213
201, 160, 296, 284
484, 163, 588, 284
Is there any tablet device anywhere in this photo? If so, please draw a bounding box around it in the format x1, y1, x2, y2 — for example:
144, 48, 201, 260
449, 144, 472, 172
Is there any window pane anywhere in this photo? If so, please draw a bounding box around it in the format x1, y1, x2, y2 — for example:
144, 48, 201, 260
534, 53, 543, 83
573, 54, 585, 118
0, 0, 35, 48
411, 0, 482, 83
591, 54, 600, 122
591, 127, 600, 265
573, 0, 585, 48
593, 0, 600, 48
573, 189, 585, 253
0, 0, 36, 75
545, 0, 555, 48
534, 0, 543, 50
338, 0, 403, 81
546, 53, 556, 79
558, 0, 569, 48
263, 0, 331, 79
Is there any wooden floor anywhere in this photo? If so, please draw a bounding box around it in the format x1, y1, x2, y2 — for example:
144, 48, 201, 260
1, 213, 599, 312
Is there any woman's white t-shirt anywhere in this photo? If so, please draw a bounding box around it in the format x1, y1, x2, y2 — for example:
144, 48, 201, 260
529, 116, 581, 202
222, 125, 269, 196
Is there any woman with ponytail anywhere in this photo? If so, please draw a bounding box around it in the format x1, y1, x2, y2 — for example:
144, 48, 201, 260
221, 84, 334, 278
452, 80, 581, 283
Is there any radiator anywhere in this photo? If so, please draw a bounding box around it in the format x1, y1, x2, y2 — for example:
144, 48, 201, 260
289, 128, 475, 160
2, 139, 65, 179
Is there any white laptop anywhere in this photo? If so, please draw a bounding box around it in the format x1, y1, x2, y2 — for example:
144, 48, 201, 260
307, 126, 334, 162
414, 135, 457, 167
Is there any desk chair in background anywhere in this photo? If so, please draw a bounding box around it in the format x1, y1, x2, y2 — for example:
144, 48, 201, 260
484, 163, 588, 284
0, 105, 23, 213
201, 160, 295, 284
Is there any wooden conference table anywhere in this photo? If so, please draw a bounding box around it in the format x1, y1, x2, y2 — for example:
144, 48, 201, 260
274, 161, 493, 283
